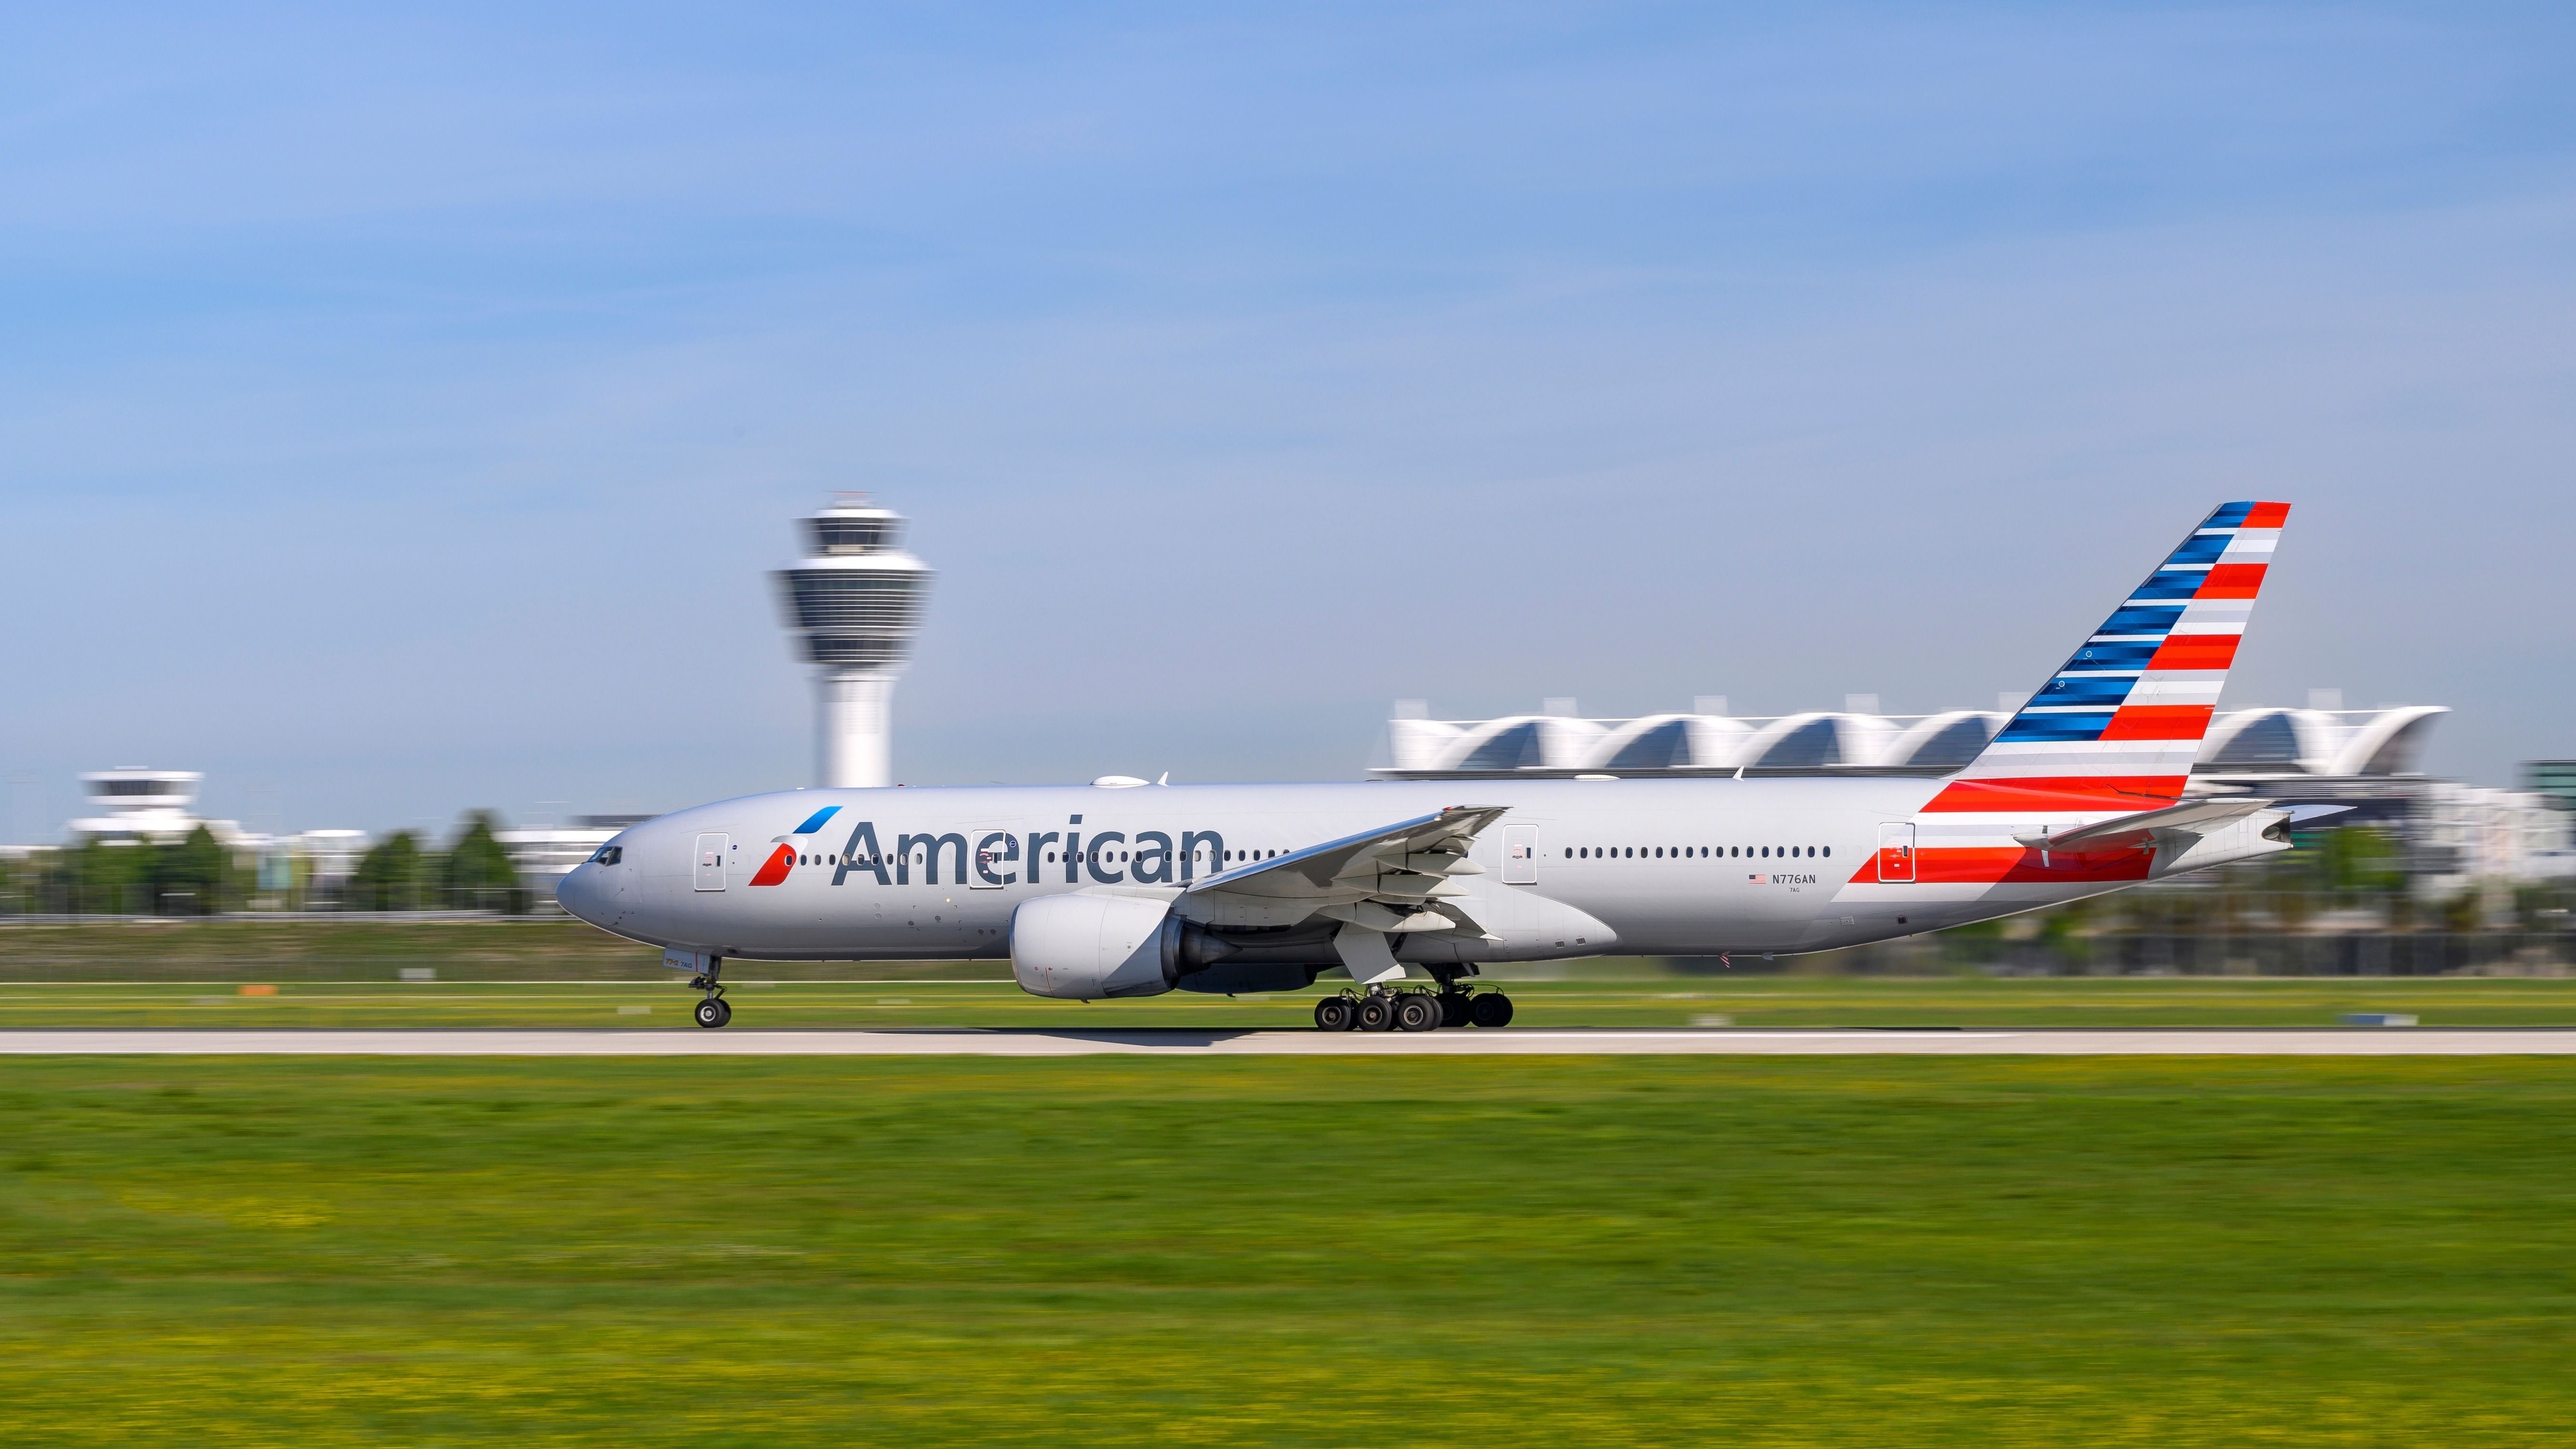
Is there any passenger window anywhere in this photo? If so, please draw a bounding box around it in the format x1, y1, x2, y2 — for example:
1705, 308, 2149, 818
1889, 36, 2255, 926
1821, 846, 1829, 858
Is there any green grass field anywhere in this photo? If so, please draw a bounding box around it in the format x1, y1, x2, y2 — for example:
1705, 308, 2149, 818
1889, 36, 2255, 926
8, 917, 2576, 1030
3, 1056, 2573, 1445
6, 974, 2576, 1030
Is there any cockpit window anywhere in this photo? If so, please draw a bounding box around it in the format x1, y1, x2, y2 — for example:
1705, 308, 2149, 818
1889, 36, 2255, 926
588, 845, 623, 866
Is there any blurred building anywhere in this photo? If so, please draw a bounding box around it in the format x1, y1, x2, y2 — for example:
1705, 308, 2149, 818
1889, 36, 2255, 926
286, 829, 370, 899
2520, 760, 2576, 814
1379, 700, 2448, 787
1378, 699, 2573, 889
12, 769, 376, 911
65, 768, 245, 845
774, 495, 934, 789
2409, 782, 2576, 893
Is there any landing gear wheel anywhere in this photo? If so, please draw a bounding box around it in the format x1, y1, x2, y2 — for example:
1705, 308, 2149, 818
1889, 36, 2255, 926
1468, 992, 1514, 1029
1358, 993, 1398, 1032
715, 998, 732, 1027
1438, 992, 1471, 1029
1314, 996, 1358, 1032
1396, 993, 1441, 1032
694, 997, 729, 1029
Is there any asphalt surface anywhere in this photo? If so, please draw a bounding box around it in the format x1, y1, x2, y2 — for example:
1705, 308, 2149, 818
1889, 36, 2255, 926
3, 1029, 2574, 1055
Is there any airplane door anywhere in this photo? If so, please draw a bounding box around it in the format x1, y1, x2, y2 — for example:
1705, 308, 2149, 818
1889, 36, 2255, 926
968, 821, 1022, 889
1502, 825, 1538, 885
693, 833, 729, 891
1877, 823, 1916, 883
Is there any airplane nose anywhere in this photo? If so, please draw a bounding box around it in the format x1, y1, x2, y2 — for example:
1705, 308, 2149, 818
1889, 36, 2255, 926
557, 866, 606, 925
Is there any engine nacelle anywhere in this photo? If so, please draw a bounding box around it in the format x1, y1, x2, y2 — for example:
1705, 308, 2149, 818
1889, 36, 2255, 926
1010, 894, 1189, 1000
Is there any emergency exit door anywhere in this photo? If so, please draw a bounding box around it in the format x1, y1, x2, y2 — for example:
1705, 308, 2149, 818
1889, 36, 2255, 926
1877, 823, 1916, 883
1502, 825, 1539, 884
693, 833, 729, 891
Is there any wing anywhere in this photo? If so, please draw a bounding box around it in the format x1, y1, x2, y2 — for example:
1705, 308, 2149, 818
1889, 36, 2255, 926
1174, 804, 1511, 937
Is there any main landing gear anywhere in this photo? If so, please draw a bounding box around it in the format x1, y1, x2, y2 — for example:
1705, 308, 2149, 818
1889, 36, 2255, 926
688, 962, 732, 1029
1312, 986, 1512, 1032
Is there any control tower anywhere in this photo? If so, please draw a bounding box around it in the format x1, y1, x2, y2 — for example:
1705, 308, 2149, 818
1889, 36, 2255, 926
69, 768, 213, 843
773, 495, 935, 788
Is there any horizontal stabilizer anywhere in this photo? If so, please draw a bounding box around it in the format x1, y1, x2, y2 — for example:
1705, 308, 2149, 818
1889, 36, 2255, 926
2016, 797, 2276, 852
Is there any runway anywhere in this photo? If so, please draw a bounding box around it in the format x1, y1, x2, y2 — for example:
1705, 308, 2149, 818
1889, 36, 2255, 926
3, 1028, 2575, 1055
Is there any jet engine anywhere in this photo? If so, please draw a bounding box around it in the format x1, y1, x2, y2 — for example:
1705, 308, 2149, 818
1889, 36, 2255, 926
1009, 895, 1240, 1000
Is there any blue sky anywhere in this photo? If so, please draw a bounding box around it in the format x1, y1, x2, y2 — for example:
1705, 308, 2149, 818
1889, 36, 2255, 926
5, 3, 2574, 838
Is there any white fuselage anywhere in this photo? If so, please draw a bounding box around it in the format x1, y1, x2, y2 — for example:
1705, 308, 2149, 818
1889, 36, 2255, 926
556, 775, 2253, 974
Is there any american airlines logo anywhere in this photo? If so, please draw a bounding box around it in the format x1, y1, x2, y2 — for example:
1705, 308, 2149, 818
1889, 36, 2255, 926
748, 807, 1241, 889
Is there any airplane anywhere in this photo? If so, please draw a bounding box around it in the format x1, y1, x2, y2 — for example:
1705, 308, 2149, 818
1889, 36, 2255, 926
558, 501, 2297, 1031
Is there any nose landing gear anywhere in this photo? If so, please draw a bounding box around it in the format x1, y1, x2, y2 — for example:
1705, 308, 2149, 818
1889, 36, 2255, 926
686, 960, 731, 1029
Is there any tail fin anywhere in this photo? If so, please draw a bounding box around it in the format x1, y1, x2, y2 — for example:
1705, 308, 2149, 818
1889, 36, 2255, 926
1928, 500, 2289, 812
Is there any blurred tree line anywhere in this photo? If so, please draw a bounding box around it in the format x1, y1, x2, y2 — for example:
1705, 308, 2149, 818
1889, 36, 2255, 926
1921, 822, 2576, 975
0, 811, 527, 915
344, 812, 524, 912
16, 826, 248, 915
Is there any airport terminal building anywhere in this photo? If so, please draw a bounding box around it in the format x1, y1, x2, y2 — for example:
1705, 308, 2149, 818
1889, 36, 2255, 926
1380, 699, 2575, 893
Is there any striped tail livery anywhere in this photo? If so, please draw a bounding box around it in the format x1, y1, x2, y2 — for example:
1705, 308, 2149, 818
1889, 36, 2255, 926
1846, 501, 2297, 896
1930, 500, 2288, 813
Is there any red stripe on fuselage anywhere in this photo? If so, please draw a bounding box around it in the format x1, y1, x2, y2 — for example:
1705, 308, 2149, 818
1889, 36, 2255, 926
749, 844, 794, 886
1916, 845, 2156, 885
1847, 844, 2156, 886
1920, 777, 2187, 813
